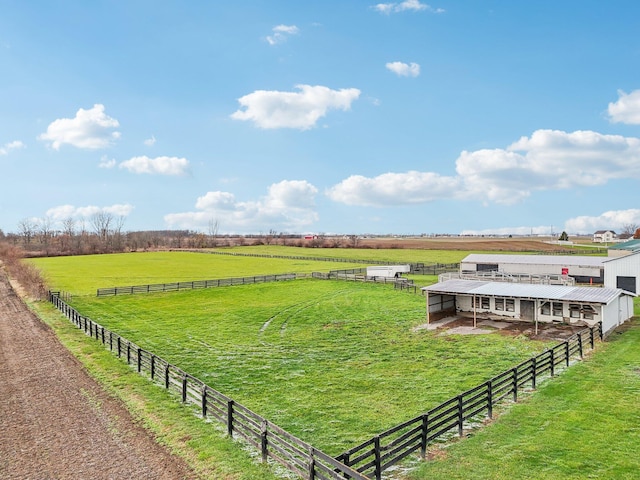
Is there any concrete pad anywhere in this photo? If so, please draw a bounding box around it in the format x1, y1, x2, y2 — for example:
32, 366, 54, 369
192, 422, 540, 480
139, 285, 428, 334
443, 326, 493, 335
413, 316, 460, 332
477, 320, 510, 329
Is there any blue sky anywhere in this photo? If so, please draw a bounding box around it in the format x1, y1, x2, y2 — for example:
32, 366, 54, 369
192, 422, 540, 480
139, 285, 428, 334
2, 1, 640, 236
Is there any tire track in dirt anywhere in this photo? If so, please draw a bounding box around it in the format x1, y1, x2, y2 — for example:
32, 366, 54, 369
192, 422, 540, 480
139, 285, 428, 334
0, 269, 198, 480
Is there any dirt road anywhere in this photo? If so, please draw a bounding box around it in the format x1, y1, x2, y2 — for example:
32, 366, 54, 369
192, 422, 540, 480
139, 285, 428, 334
0, 270, 197, 479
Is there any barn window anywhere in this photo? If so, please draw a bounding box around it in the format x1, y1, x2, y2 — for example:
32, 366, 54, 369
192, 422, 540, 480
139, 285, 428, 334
569, 304, 580, 318
552, 302, 563, 316
582, 305, 596, 320
505, 299, 515, 312
481, 297, 490, 309
541, 302, 551, 315
495, 298, 504, 311
473, 296, 480, 308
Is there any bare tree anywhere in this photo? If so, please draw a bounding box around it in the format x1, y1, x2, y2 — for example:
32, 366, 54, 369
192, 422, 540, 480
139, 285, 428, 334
621, 223, 640, 236
208, 218, 219, 247
17, 218, 37, 245
91, 211, 113, 242
37, 216, 54, 253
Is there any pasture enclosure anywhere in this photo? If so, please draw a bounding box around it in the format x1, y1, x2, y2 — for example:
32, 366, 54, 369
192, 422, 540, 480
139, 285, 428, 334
66, 278, 556, 455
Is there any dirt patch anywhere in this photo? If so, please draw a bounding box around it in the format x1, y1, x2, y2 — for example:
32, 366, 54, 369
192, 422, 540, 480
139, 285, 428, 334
0, 270, 198, 479
418, 316, 587, 341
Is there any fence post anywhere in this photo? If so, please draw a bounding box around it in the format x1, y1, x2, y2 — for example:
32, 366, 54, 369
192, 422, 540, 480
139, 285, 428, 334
590, 326, 595, 349
182, 375, 188, 403
374, 436, 382, 480
261, 419, 268, 463
165, 365, 170, 389
109, 331, 113, 351
101, 327, 105, 345
151, 355, 155, 380
420, 414, 429, 459
137, 348, 142, 372
487, 380, 493, 419
598, 322, 603, 341
578, 334, 583, 359
512, 368, 518, 402
550, 349, 555, 377
227, 400, 234, 436
531, 357, 537, 389
565, 341, 570, 367
127, 342, 131, 364
202, 386, 208, 418
457, 395, 464, 437
307, 447, 316, 480
117, 337, 121, 357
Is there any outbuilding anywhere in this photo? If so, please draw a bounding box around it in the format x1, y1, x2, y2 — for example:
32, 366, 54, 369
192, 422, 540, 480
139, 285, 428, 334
608, 239, 640, 258
366, 265, 410, 279
460, 254, 605, 284
422, 279, 635, 335
604, 251, 640, 294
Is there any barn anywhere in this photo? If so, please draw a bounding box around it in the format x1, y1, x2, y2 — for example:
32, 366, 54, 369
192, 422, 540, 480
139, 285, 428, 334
460, 254, 605, 284
604, 251, 640, 294
422, 279, 635, 335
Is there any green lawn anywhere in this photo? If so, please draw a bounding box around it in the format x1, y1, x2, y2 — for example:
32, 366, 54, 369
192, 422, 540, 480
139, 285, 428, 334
67, 278, 555, 455
27, 251, 366, 296
409, 319, 640, 480
212, 245, 476, 264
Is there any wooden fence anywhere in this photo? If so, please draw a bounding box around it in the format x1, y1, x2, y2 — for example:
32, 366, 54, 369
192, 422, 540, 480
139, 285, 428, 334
48, 291, 369, 480
335, 322, 603, 479
96, 273, 309, 296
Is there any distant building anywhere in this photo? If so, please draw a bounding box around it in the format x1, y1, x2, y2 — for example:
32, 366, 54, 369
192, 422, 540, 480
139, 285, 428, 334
460, 254, 605, 284
593, 230, 617, 243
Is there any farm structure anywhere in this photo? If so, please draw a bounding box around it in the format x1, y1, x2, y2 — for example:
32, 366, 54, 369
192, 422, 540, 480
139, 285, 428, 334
593, 230, 617, 243
604, 251, 640, 294
608, 239, 640, 258
365, 265, 410, 278
422, 279, 635, 335
460, 254, 605, 284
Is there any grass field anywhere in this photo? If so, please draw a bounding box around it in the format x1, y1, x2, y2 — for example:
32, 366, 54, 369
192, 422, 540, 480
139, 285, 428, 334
409, 319, 640, 480
28, 248, 637, 478
65, 277, 555, 455
27, 251, 368, 296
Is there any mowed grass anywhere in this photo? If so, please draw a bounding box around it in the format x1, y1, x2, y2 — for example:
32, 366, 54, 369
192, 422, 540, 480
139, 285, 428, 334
27, 251, 367, 296
410, 319, 640, 480
213, 245, 478, 264
68, 278, 555, 455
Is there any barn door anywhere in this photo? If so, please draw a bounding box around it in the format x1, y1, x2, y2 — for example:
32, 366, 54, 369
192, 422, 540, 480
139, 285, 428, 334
521, 300, 535, 321
617, 276, 637, 294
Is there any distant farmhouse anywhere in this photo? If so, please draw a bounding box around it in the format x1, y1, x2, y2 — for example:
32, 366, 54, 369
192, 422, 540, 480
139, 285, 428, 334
593, 230, 617, 243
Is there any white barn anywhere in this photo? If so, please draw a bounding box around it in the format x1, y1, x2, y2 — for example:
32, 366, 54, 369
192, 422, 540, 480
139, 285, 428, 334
604, 251, 640, 294
422, 279, 635, 335
460, 254, 605, 284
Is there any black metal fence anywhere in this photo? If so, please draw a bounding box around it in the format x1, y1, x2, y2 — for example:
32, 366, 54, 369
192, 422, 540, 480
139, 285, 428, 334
48, 291, 369, 480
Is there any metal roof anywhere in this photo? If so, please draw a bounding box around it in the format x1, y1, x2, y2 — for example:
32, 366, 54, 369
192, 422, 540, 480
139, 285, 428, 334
422, 279, 633, 304
608, 239, 640, 251
461, 253, 605, 267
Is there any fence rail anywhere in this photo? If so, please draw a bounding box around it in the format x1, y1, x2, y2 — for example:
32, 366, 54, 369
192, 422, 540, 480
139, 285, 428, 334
335, 323, 603, 479
48, 291, 369, 480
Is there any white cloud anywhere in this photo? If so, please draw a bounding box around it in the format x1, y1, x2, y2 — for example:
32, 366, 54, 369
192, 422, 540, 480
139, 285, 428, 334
98, 155, 116, 169
327, 171, 460, 207
164, 180, 319, 233
266, 24, 299, 45
144, 135, 156, 146
386, 61, 420, 77
328, 129, 640, 207
0, 140, 24, 155
564, 209, 640, 234
608, 89, 640, 125
119, 155, 190, 175
231, 84, 361, 130
46, 203, 134, 222
373, 1, 444, 14
38, 104, 121, 150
